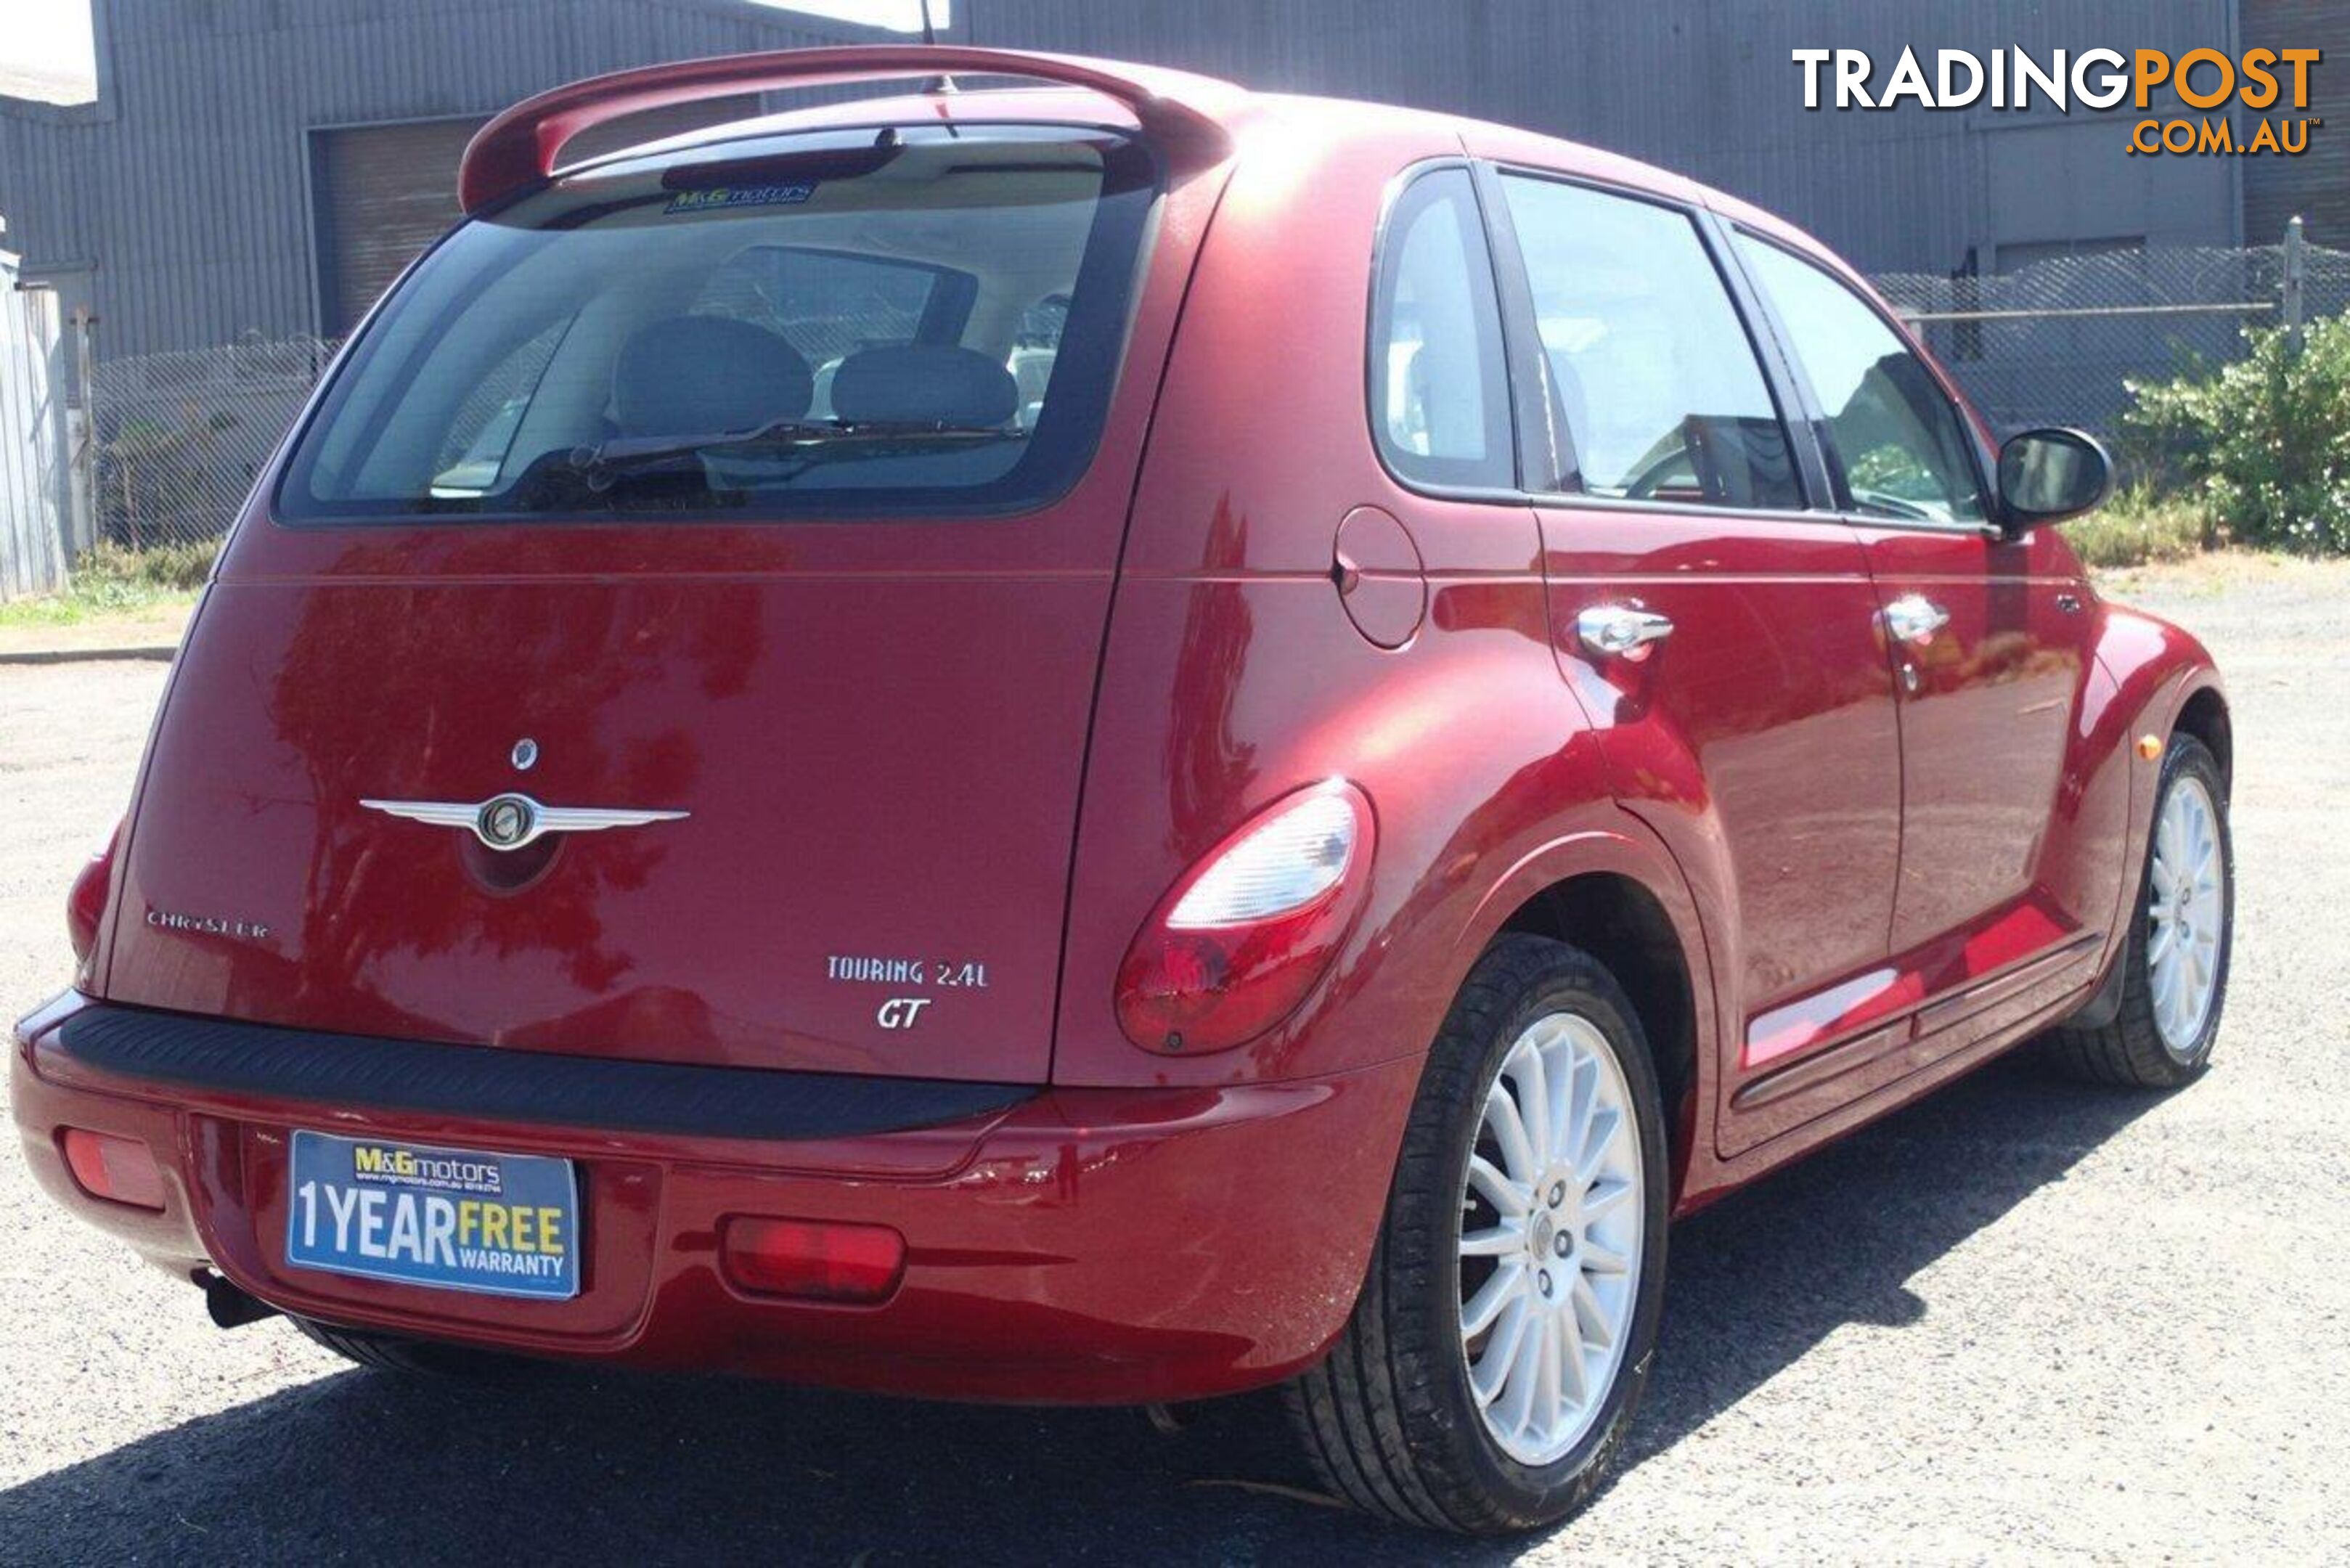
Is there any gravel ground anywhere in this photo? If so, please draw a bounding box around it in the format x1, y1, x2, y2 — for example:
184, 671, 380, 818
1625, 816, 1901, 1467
2, 560, 2345, 1564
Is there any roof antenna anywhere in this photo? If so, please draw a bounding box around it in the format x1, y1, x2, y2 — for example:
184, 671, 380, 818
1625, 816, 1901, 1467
918, 0, 960, 118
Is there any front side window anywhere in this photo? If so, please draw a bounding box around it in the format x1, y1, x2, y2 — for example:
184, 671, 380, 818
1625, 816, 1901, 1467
1369, 168, 1514, 491
280, 126, 1154, 521
1735, 236, 1988, 526
1500, 175, 1800, 509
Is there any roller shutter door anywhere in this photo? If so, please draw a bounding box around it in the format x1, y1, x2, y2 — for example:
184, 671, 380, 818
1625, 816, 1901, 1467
314, 120, 485, 336
313, 99, 764, 335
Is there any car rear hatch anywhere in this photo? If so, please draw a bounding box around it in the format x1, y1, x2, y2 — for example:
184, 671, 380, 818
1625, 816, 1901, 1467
98, 118, 1220, 1085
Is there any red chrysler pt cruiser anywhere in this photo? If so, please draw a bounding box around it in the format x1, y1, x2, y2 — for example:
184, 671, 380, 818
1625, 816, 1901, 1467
15, 47, 2233, 1532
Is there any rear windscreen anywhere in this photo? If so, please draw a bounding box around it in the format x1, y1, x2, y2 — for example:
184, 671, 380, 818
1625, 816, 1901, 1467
278, 126, 1155, 521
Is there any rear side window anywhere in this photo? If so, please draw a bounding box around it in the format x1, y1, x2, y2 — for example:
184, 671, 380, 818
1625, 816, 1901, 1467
1499, 176, 1800, 510
1369, 168, 1514, 491
428, 317, 570, 494
278, 127, 1154, 522
1734, 236, 1988, 526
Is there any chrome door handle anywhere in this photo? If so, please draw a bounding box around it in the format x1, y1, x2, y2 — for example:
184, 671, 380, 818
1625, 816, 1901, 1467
1882, 594, 1950, 648
1577, 604, 1675, 662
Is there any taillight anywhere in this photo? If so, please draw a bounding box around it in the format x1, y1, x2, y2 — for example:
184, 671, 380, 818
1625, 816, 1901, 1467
67, 820, 122, 970
1115, 783, 1374, 1055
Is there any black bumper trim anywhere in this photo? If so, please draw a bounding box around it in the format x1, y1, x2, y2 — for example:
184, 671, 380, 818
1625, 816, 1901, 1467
53, 1004, 1040, 1142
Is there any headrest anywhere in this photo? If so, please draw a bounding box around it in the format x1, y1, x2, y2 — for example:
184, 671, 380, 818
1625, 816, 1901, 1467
612, 315, 812, 436
830, 345, 1020, 428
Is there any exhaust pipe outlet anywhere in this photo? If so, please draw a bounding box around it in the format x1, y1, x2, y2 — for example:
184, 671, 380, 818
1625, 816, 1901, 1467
1143, 1402, 1199, 1437
203, 1270, 278, 1329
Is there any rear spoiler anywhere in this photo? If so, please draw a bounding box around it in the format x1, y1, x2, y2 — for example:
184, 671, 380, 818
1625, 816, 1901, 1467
459, 45, 1244, 213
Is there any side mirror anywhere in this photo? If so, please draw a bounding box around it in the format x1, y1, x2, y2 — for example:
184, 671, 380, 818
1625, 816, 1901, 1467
1997, 427, 2113, 532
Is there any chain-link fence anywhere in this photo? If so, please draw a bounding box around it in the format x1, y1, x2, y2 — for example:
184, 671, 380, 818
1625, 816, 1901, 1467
85, 332, 338, 554
1876, 232, 2350, 450
48, 232, 2350, 571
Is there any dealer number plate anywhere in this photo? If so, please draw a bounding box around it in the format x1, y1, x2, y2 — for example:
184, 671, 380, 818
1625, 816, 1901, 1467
285, 1131, 579, 1300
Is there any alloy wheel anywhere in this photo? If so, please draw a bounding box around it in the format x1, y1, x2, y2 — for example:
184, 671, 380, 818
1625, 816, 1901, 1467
2147, 773, 2227, 1055
1457, 1010, 1646, 1466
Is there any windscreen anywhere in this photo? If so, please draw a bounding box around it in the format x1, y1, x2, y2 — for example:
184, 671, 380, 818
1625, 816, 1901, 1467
278, 126, 1155, 521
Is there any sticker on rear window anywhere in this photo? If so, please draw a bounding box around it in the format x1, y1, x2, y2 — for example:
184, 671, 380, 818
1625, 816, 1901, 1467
664, 182, 817, 215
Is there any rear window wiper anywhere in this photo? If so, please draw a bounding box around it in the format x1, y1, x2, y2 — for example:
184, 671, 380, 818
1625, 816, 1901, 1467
568, 417, 1025, 489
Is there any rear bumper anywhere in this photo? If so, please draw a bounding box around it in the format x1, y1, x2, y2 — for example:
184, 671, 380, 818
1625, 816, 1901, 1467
12, 995, 1418, 1403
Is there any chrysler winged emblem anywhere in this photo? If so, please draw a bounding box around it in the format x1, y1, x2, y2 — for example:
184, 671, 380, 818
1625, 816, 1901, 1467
359, 792, 688, 852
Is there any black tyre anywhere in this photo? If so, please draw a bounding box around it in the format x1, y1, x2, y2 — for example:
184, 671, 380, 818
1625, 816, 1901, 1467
290, 1315, 539, 1381
2048, 732, 2233, 1088
1284, 934, 1671, 1534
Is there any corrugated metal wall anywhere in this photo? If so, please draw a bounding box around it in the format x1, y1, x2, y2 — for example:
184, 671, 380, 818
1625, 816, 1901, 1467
0, 235, 69, 599
0, 0, 880, 359
2243, 0, 2350, 248
963, 0, 2241, 271
0, 0, 2250, 360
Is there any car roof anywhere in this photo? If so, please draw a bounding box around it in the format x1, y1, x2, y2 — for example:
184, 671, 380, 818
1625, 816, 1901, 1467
565, 70, 1815, 249
522, 54, 1861, 306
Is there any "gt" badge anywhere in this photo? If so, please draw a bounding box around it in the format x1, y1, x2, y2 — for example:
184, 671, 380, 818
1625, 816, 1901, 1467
876, 997, 933, 1029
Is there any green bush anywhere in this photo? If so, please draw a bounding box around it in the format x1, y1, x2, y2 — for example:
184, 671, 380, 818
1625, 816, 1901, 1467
2121, 314, 2350, 555
0, 540, 212, 630
2063, 484, 2212, 569
74, 538, 220, 595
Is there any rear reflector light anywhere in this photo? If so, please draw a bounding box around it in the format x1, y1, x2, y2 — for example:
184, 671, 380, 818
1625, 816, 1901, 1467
1116, 782, 1374, 1055
721, 1217, 905, 1304
60, 1128, 167, 1212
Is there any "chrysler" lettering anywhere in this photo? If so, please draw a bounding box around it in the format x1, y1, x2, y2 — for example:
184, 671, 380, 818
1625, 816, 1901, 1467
145, 908, 271, 941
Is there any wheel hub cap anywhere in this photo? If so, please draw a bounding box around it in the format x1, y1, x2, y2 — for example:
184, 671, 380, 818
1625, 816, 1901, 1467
1456, 1010, 1646, 1466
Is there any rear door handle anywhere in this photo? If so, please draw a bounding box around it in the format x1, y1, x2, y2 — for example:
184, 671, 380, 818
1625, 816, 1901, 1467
1577, 605, 1675, 662
1882, 595, 1950, 648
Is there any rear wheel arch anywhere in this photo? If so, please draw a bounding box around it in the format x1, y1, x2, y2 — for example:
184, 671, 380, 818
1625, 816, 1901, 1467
1493, 873, 1700, 1200
1286, 931, 1673, 1530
